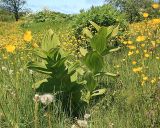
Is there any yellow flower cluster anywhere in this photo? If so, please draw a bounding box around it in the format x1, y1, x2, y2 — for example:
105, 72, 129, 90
123, 4, 160, 86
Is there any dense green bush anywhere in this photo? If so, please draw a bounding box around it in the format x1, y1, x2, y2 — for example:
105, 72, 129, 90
71, 4, 127, 36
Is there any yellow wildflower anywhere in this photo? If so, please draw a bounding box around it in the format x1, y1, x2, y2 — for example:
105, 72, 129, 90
128, 51, 134, 56
152, 42, 156, 47
141, 44, 145, 47
152, 18, 160, 24
3, 56, 8, 59
143, 13, 149, 18
141, 81, 145, 86
116, 65, 120, 68
136, 50, 139, 54
143, 76, 148, 81
152, 3, 159, 9
24, 31, 32, 42
151, 78, 156, 84
143, 50, 147, 53
128, 45, 136, 50
132, 67, 142, 73
136, 36, 146, 42
32, 43, 39, 48
5, 45, 15, 53
127, 41, 133, 44
123, 41, 127, 45
144, 53, 149, 58
132, 61, 137, 65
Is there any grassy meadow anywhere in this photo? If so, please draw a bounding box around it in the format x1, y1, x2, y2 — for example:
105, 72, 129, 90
0, 3, 160, 128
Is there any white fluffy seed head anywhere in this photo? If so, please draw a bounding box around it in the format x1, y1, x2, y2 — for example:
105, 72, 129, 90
77, 120, 88, 128
84, 114, 90, 120
71, 124, 77, 128
39, 94, 54, 105
29, 70, 33, 74
9, 70, 14, 75
2, 66, 7, 71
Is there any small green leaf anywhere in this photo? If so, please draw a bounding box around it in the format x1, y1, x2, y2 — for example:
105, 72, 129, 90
101, 47, 121, 56
79, 47, 88, 56
76, 68, 85, 75
70, 72, 78, 82
91, 88, 107, 97
81, 91, 91, 104
109, 47, 121, 53
95, 72, 119, 77
89, 21, 101, 31
111, 25, 119, 37
32, 79, 48, 89
82, 27, 93, 39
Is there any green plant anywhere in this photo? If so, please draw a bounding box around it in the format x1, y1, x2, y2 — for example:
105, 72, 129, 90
27, 24, 120, 115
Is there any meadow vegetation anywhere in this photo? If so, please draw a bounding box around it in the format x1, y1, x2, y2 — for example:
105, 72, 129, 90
0, 2, 160, 128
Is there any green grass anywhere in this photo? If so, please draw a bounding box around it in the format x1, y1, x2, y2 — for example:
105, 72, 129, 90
0, 21, 160, 128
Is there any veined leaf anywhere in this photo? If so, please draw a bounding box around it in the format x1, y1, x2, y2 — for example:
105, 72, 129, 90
33, 48, 48, 59
83, 51, 104, 74
27, 61, 52, 74
48, 48, 61, 61
41, 29, 60, 51
90, 27, 108, 54
84, 72, 97, 91
68, 61, 80, 75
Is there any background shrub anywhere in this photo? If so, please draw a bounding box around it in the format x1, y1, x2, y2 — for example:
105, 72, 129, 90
71, 4, 128, 36
0, 9, 14, 22
107, 0, 158, 22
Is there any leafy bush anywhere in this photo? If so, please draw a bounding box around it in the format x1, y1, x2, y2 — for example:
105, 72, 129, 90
71, 4, 127, 36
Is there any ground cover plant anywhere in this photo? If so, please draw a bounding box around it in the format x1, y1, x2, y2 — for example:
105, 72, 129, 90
0, 1, 160, 128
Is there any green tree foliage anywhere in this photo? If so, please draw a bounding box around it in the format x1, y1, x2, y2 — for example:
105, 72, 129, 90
0, 0, 26, 21
107, 0, 154, 22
